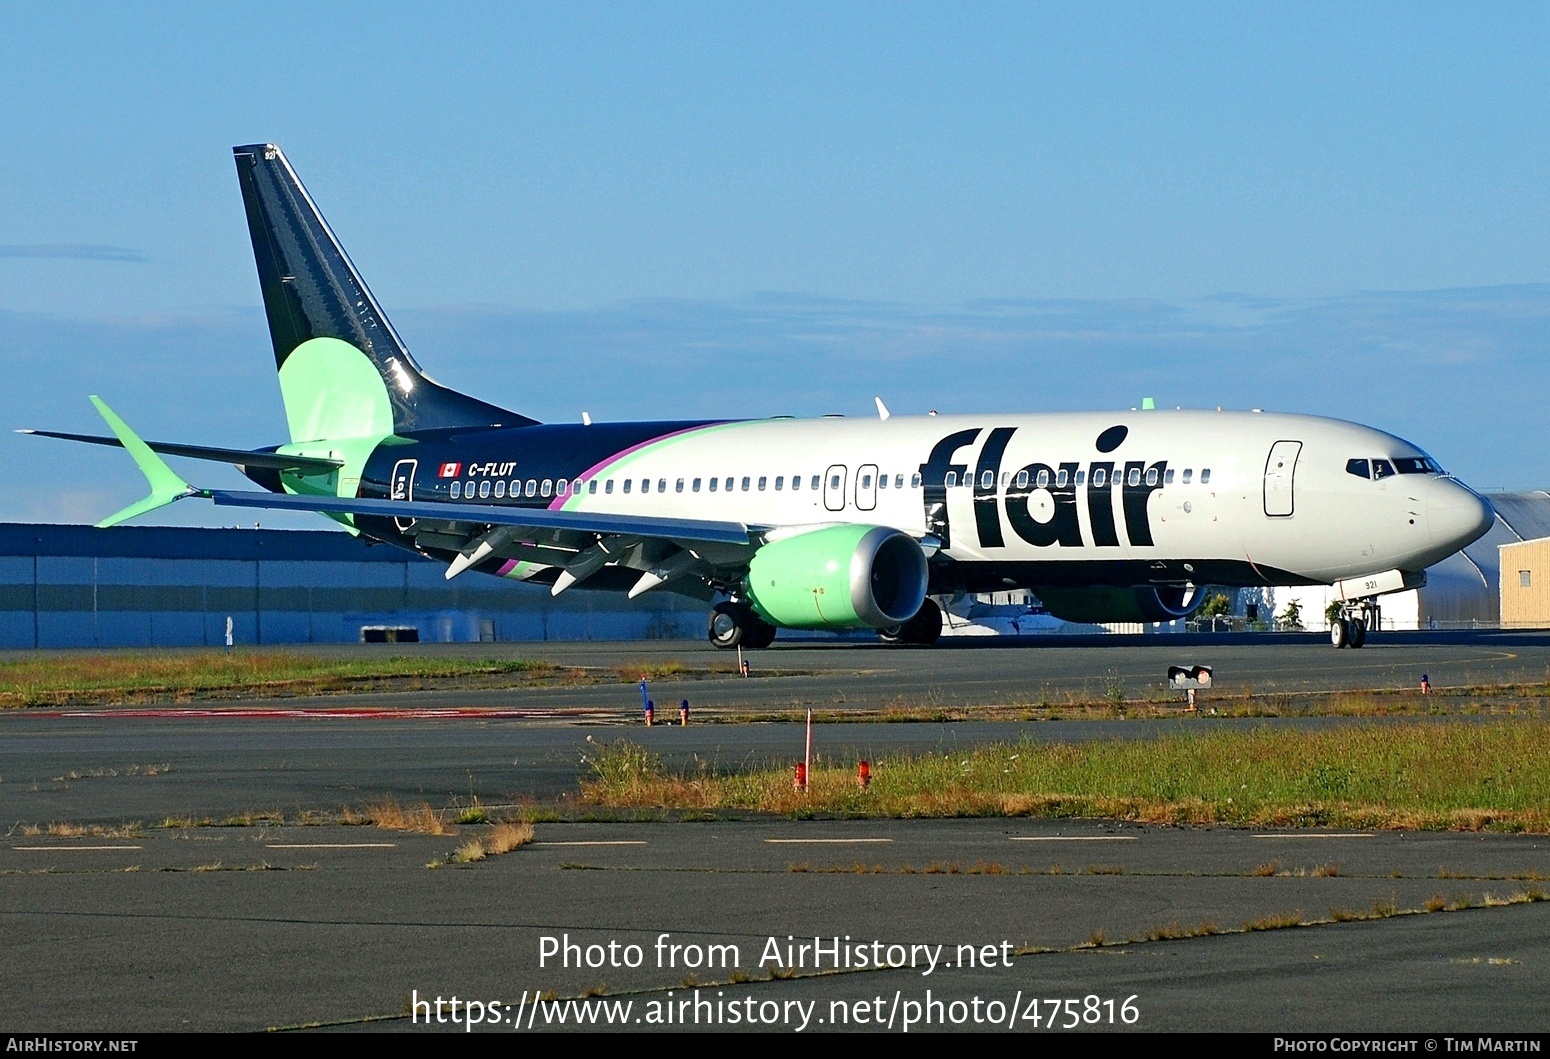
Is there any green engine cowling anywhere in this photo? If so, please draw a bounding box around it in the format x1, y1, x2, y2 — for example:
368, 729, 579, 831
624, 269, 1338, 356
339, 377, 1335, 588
1034, 585, 1204, 624
745, 525, 929, 630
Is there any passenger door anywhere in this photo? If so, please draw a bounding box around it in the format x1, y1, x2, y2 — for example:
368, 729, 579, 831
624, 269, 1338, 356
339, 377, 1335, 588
391, 459, 418, 531
824, 464, 847, 512
1263, 441, 1302, 517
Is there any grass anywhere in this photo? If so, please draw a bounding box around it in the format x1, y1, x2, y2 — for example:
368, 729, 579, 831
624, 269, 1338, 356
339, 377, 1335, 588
0, 651, 568, 707
579, 722, 1550, 831
446, 822, 536, 864
343, 798, 454, 836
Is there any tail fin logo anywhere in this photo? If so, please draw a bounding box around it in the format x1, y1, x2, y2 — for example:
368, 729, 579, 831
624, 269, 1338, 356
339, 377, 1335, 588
438, 462, 462, 478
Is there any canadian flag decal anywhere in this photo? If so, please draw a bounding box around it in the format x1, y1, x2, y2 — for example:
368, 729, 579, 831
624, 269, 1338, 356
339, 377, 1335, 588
438, 462, 462, 478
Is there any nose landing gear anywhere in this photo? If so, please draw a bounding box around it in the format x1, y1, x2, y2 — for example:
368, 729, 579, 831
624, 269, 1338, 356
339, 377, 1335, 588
1330, 598, 1377, 649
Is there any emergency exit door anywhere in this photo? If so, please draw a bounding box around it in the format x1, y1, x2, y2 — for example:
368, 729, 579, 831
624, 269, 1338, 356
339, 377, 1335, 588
1263, 441, 1302, 517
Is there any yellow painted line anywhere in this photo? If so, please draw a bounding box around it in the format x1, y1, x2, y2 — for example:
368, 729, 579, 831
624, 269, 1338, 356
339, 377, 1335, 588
265, 843, 396, 849
1009, 836, 1137, 842
765, 843, 899, 849
533, 841, 647, 847
14, 845, 142, 851
1253, 833, 1374, 839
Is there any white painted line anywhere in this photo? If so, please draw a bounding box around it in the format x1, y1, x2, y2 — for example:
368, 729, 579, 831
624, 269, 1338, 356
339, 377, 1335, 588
765, 843, 899, 849
265, 843, 397, 849
14, 845, 142, 851
533, 841, 648, 847
1009, 836, 1138, 842
1253, 833, 1374, 839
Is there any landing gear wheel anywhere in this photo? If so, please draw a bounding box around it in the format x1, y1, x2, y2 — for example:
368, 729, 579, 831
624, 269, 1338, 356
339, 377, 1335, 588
743, 618, 778, 649
891, 598, 943, 646
708, 602, 752, 649
1349, 618, 1367, 649
1330, 618, 1350, 649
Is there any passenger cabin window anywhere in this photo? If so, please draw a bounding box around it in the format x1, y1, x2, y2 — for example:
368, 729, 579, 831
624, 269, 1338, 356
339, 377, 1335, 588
1182, 469, 1192, 484
726, 477, 735, 491
658, 478, 667, 493
812, 475, 821, 490
709, 478, 718, 492
640, 479, 650, 493
980, 470, 993, 488
588, 480, 598, 494
945, 471, 957, 488
693, 478, 702, 492
1128, 468, 1141, 487
741, 476, 751, 491
1200, 469, 1211, 484
775, 476, 784, 490
830, 474, 842, 490
604, 480, 614, 494
1075, 470, 1086, 486
540, 480, 552, 497
790, 475, 800, 490
479, 481, 491, 498
1056, 470, 1068, 488
526, 480, 537, 497
758, 476, 768, 491
877, 475, 886, 490
861, 474, 872, 489
574, 479, 584, 495
676, 478, 684, 493
1372, 460, 1395, 480
494, 481, 506, 498
450, 481, 462, 498
910, 473, 921, 488
1092, 469, 1106, 487
1164, 469, 1174, 485
1346, 459, 1371, 479
1035, 469, 1049, 488
1145, 468, 1159, 487
895, 474, 904, 489
553, 480, 564, 497
1016, 470, 1029, 489
624, 479, 633, 494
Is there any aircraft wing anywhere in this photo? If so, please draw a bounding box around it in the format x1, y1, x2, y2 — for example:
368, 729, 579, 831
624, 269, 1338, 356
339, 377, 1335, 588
19, 428, 344, 474
206, 488, 754, 545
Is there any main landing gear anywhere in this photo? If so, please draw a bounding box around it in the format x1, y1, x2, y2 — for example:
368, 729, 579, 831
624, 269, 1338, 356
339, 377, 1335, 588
707, 601, 777, 649
1329, 598, 1377, 649
879, 598, 943, 646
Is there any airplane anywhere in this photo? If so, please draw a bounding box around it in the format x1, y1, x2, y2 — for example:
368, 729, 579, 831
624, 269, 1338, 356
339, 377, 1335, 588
24, 143, 1497, 650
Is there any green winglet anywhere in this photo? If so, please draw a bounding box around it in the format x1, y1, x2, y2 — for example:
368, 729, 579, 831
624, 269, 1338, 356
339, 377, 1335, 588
89, 396, 194, 527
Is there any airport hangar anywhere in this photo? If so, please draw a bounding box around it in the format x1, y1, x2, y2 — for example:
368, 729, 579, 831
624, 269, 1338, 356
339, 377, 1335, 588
0, 489, 1547, 649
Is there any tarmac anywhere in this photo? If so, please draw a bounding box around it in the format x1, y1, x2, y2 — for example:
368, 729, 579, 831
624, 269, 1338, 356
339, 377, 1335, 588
2, 632, 1547, 1033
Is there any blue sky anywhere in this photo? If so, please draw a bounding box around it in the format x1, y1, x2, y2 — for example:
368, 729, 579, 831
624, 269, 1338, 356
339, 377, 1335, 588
3, 3, 1549, 525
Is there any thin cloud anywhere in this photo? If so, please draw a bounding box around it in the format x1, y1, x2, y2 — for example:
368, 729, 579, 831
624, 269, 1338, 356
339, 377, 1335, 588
0, 243, 146, 263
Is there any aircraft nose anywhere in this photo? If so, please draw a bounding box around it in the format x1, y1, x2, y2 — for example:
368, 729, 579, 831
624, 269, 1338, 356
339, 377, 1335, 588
1427, 478, 1494, 553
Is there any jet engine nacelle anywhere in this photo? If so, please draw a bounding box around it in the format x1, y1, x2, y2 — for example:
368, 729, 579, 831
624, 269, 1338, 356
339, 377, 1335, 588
745, 525, 929, 630
1034, 585, 1204, 625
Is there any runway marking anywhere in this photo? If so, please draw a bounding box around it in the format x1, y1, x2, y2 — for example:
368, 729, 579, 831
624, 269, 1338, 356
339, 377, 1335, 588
13, 845, 142, 851
34, 707, 609, 721
1008, 836, 1137, 842
265, 843, 396, 849
533, 841, 647, 847
1253, 833, 1374, 839
765, 843, 899, 849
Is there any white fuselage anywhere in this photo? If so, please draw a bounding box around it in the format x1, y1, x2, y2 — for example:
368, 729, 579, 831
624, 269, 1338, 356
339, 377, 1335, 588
525, 409, 1491, 587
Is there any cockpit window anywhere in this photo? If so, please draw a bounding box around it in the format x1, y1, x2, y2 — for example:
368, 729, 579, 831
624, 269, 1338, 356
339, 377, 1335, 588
1394, 457, 1438, 475
1372, 459, 1396, 479
1346, 459, 1370, 479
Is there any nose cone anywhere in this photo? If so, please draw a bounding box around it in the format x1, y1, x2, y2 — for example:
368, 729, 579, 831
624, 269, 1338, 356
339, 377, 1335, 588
1427, 478, 1494, 553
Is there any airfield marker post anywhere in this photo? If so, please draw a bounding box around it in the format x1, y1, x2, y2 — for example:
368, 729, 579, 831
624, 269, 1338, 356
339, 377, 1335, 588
645, 700, 654, 727
858, 760, 871, 788
680, 698, 689, 726
804, 709, 813, 792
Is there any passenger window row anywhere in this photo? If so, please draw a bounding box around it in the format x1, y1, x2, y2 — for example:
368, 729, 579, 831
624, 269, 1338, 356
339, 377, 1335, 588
445, 465, 1213, 500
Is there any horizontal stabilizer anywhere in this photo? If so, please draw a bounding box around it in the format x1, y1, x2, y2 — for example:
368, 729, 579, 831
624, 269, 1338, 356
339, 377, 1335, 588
206, 489, 755, 545
19, 429, 343, 474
